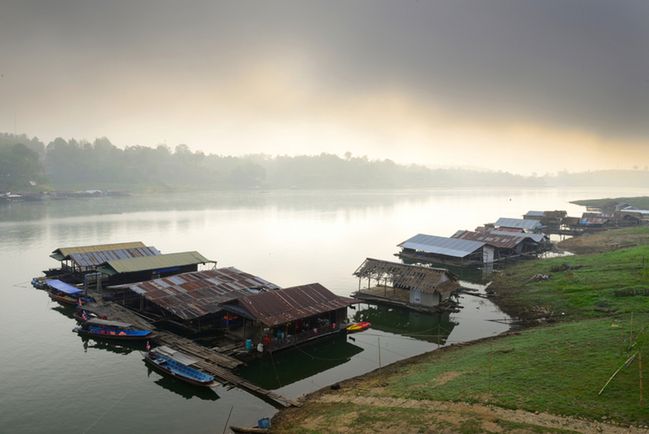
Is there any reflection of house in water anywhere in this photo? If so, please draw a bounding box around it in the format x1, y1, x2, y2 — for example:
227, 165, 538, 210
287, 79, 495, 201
353, 258, 460, 312
353, 304, 457, 345
236, 334, 363, 389
150, 373, 220, 401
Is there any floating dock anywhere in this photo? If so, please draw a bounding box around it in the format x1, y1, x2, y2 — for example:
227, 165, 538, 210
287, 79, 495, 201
80, 299, 299, 408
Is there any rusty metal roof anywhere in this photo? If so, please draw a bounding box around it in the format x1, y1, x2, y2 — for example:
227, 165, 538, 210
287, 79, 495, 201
50, 241, 146, 261
353, 258, 459, 295
69, 246, 160, 268
229, 283, 356, 327
128, 267, 280, 320
452, 230, 527, 249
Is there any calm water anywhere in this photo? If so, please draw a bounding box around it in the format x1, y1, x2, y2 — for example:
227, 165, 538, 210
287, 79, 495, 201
0, 187, 644, 433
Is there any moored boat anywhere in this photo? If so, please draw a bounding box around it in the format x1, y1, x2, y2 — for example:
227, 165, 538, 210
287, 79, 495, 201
74, 318, 153, 341
144, 345, 216, 387
346, 321, 371, 333
46, 279, 95, 306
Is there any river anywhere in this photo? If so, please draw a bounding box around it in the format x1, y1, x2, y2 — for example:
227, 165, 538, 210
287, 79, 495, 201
0, 187, 643, 433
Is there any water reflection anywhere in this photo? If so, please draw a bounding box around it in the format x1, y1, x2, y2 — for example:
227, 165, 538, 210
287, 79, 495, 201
79, 337, 145, 355
148, 369, 221, 401
236, 334, 364, 389
353, 304, 457, 345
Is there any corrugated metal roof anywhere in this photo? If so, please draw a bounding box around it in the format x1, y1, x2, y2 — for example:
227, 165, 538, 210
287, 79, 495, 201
99, 251, 213, 276
50, 241, 146, 261
230, 283, 356, 327
524, 210, 545, 217
488, 230, 547, 243
69, 246, 160, 268
452, 230, 527, 249
494, 218, 542, 231
353, 258, 459, 295
398, 234, 485, 258
128, 267, 280, 320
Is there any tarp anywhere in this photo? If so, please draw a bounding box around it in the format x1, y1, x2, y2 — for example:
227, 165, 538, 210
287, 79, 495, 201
46, 279, 82, 296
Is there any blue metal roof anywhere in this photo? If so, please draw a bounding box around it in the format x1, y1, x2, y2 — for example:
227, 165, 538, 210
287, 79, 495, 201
46, 279, 83, 296
398, 234, 485, 258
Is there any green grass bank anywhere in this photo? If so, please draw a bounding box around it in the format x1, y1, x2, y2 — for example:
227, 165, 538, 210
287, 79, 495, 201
272, 228, 649, 432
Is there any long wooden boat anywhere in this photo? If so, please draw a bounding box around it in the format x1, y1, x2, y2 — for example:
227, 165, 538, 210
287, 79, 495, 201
45, 278, 95, 306
74, 318, 153, 341
144, 346, 216, 387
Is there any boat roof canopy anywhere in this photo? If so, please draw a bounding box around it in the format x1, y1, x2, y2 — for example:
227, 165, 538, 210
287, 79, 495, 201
152, 345, 200, 366
85, 318, 134, 328
46, 279, 83, 296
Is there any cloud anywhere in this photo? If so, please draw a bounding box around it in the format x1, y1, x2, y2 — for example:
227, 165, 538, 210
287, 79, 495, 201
0, 0, 648, 173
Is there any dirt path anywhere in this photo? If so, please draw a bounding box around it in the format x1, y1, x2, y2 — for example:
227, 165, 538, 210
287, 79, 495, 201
304, 393, 646, 434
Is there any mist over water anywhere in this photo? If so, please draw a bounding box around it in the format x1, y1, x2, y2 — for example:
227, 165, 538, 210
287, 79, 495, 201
0, 186, 643, 433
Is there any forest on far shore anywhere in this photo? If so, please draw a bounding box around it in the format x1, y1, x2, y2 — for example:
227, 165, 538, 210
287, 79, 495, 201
1, 132, 648, 192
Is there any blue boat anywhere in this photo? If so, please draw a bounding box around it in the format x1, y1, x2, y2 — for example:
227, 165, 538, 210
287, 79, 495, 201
46, 279, 95, 306
144, 345, 216, 387
74, 318, 153, 341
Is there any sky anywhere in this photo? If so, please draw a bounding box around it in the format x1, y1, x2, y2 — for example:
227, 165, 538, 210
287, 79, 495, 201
0, 0, 648, 174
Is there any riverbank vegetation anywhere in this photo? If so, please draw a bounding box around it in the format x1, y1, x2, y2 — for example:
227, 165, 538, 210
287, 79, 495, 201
572, 196, 649, 211
272, 228, 649, 432
3, 132, 649, 192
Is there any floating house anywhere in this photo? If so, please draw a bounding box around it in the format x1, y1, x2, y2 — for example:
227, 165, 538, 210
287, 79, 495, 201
47, 241, 160, 283
493, 217, 543, 233
397, 233, 495, 265
97, 251, 215, 285
614, 207, 649, 225
221, 283, 356, 353
452, 228, 549, 259
352, 258, 459, 312
523, 210, 567, 227
122, 267, 280, 331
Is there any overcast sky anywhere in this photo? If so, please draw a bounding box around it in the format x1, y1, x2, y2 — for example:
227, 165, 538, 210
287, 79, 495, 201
1, 0, 647, 173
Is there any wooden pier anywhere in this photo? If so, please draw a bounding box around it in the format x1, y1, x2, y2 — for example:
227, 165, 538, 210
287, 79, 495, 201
155, 331, 299, 408
81, 299, 299, 409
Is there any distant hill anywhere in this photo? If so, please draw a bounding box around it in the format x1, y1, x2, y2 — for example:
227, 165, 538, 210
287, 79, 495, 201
2, 132, 649, 192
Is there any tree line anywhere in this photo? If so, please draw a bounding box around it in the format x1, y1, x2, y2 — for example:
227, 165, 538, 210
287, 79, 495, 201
0, 132, 647, 192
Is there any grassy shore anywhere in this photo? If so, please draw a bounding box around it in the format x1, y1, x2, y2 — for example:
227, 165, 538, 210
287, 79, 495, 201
272, 229, 649, 433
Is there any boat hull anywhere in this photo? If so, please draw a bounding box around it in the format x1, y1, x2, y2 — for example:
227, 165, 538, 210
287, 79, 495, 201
144, 354, 215, 387
75, 328, 153, 341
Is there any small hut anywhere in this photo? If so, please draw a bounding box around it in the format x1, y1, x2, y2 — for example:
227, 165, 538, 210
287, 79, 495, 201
352, 258, 460, 312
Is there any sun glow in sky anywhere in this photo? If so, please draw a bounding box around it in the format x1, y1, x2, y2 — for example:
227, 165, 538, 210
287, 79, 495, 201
1, 0, 648, 174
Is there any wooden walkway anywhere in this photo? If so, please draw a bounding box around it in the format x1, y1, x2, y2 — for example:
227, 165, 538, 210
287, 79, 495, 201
156, 331, 242, 370
80, 298, 298, 409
